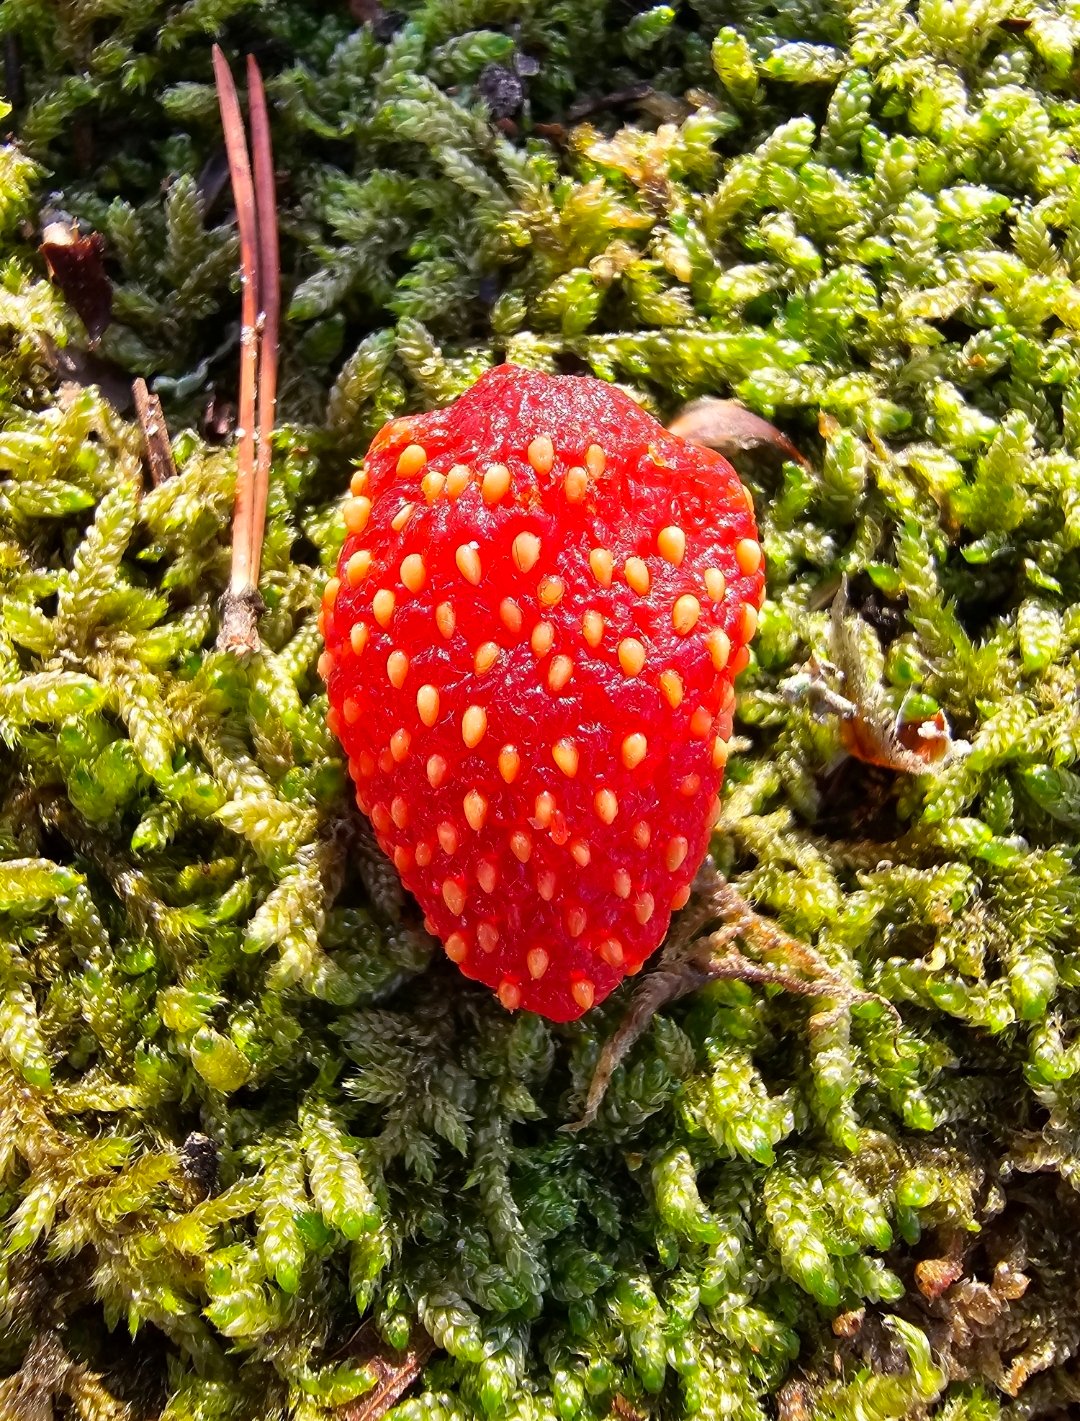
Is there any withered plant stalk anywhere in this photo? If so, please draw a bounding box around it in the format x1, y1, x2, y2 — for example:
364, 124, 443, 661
212, 45, 280, 654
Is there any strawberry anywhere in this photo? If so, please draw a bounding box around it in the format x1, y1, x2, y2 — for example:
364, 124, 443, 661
319, 364, 764, 1022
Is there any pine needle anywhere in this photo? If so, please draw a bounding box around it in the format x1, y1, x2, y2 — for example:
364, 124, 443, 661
246, 54, 279, 589
213, 45, 278, 654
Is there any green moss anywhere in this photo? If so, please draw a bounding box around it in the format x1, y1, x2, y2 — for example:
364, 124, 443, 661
1, 0, 1080, 1417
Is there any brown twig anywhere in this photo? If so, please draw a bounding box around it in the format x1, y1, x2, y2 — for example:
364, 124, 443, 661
336, 1322, 434, 1421
132, 378, 176, 486
212, 45, 277, 655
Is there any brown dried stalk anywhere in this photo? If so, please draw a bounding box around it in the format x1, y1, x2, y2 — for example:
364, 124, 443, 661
212, 45, 279, 655
132, 377, 176, 485
336, 1322, 435, 1421
246, 54, 280, 588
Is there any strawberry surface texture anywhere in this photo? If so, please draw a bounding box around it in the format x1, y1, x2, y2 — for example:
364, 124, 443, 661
320, 364, 765, 1021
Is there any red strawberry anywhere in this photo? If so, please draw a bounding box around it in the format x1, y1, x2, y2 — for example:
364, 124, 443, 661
319, 365, 764, 1022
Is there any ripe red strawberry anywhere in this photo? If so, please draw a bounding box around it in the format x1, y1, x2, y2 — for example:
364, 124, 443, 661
319, 365, 764, 1022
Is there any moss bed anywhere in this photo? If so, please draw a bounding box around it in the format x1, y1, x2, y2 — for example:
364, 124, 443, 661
2, 1, 1080, 1417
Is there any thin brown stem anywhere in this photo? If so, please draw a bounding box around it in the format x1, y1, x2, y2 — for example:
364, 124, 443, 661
702, 866, 845, 982
700, 863, 900, 1023
131, 378, 176, 486
702, 945, 861, 999
335, 1321, 434, 1421
562, 944, 723, 1133
246, 53, 279, 589
213, 44, 262, 653
567, 861, 898, 1131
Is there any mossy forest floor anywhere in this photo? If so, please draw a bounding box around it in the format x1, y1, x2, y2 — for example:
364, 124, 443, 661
2, 1, 1080, 1418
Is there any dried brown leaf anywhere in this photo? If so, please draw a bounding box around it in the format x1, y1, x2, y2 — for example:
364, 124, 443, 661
668, 398, 809, 468
916, 1256, 965, 1301
40, 221, 112, 345
786, 580, 966, 776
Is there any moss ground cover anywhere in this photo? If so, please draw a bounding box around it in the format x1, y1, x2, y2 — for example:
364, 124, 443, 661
1, 0, 1080, 1417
